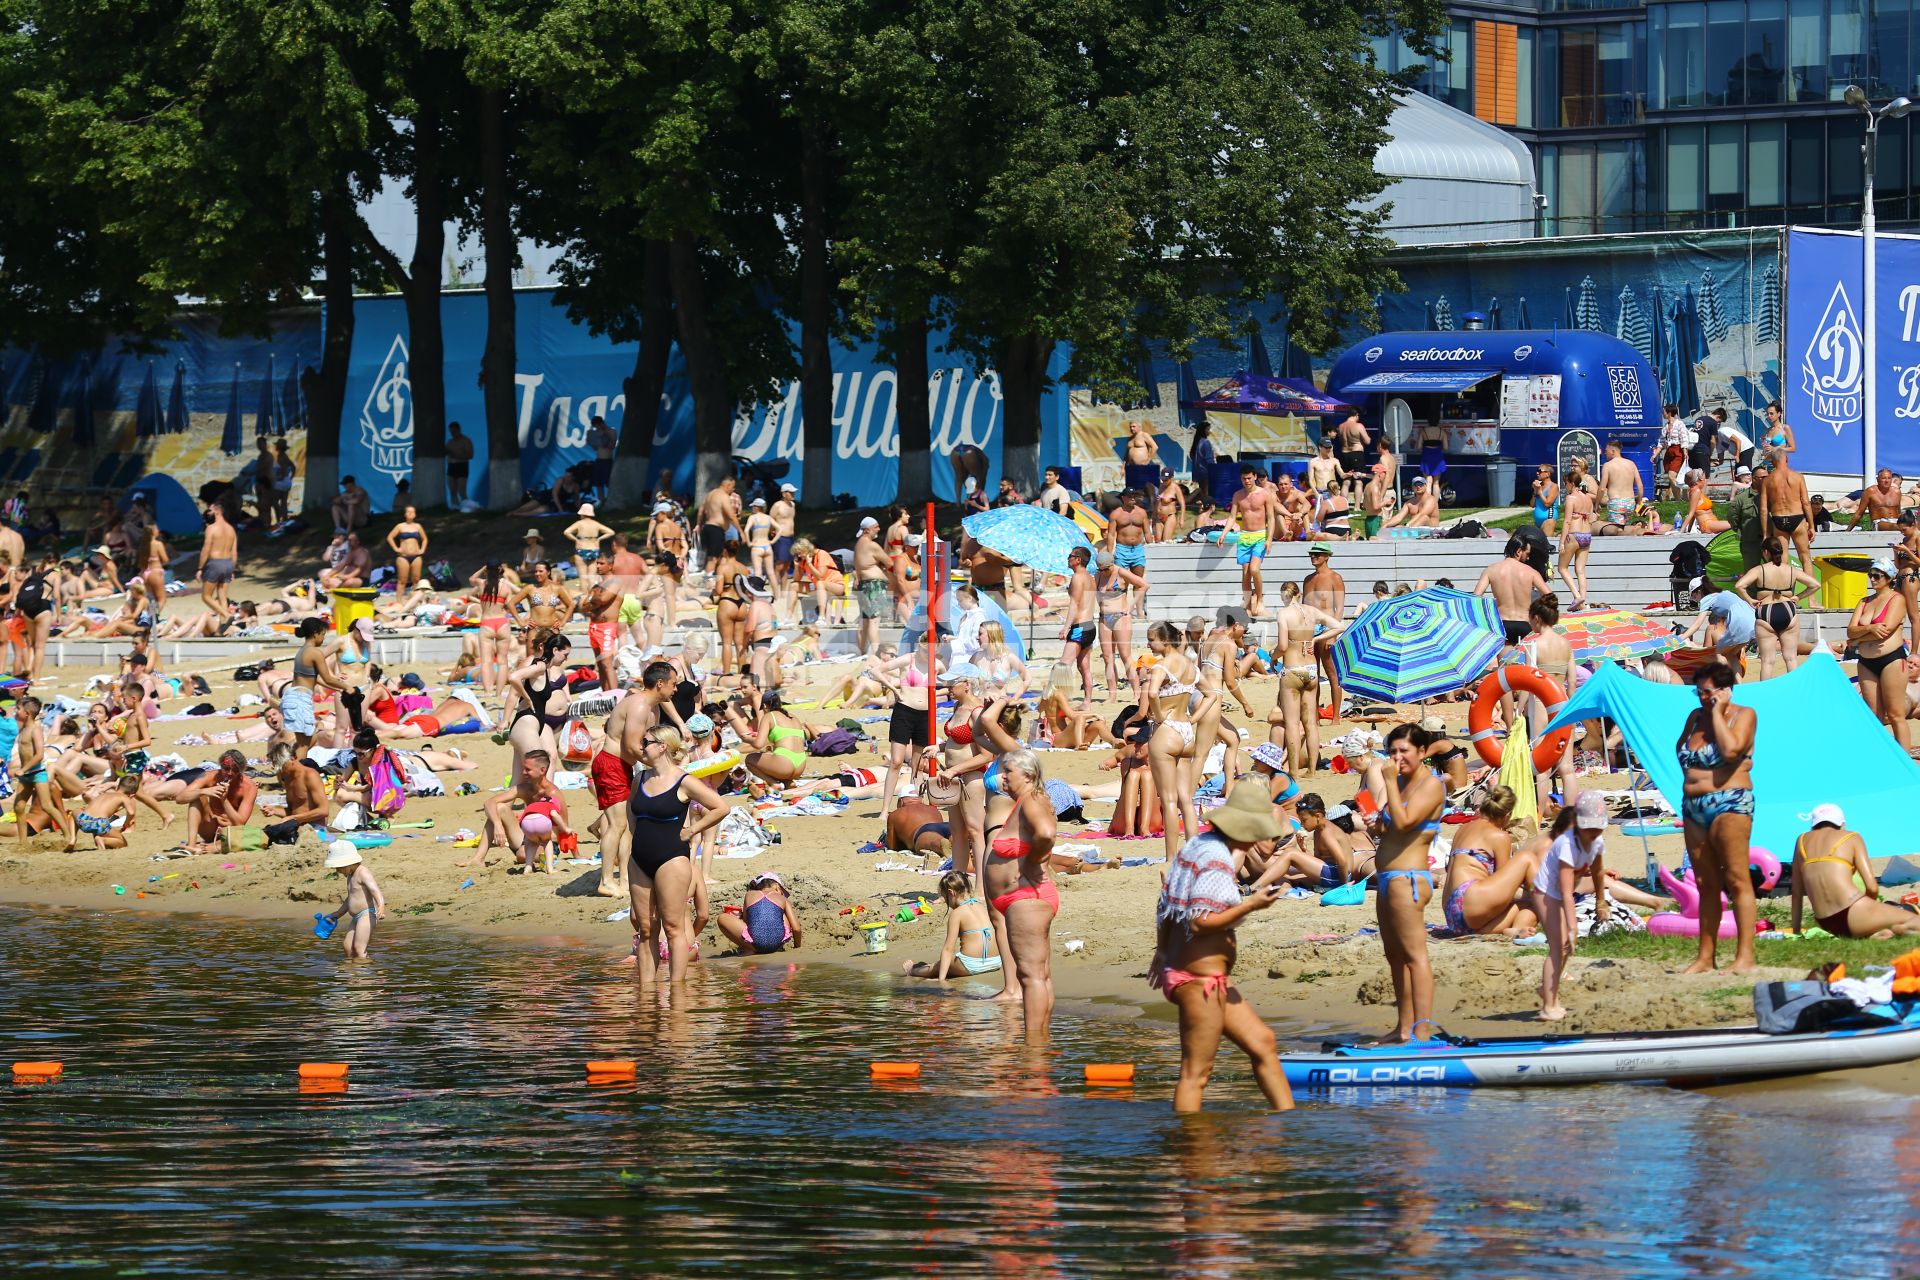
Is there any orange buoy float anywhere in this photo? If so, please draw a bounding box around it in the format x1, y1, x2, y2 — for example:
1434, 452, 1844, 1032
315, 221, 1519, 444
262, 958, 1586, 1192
297, 1063, 349, 1080
1467, 666, 1574, 772
586, 1060, 637, 1080
12, 1061, 62, 1080
1084, 1063, 1135, 1085
870, 1062, 922, 1079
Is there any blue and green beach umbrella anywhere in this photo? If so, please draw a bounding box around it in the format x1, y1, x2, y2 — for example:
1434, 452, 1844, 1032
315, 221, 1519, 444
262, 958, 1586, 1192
1332, 587, 1503, 704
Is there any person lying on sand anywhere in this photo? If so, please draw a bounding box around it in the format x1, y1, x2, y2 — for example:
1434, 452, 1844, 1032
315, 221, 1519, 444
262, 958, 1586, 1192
1791, 804, 1920, 938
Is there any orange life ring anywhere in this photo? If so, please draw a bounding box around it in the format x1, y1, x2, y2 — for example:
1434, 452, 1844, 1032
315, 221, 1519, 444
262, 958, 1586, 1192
1467, 666, 1574, 771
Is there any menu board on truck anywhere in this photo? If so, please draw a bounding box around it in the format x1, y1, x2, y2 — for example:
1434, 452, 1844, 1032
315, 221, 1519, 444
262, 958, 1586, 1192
1499, 378, 1528, 433
1526, 374, 1562, 430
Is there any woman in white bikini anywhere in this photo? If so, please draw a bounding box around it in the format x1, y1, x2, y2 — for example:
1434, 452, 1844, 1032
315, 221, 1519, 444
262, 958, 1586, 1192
1137, 621, 1215, 861
1269, 582, 1346, 776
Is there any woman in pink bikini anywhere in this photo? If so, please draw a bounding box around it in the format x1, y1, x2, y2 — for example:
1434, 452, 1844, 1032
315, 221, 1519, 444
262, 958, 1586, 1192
1150, 782, 1294, 1112
980, 746, 1057, 1042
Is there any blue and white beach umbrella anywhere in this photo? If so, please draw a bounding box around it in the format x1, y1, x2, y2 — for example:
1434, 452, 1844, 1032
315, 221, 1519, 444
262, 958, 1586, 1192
1332, 587, 1503, 704
961, 506, 1094, 579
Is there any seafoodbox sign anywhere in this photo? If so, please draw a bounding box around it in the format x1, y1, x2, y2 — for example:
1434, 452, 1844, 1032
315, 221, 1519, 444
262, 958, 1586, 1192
1784, 226, 1920, 477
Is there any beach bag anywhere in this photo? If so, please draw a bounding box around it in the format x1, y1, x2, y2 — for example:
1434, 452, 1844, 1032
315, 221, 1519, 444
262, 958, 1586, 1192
365, 748, 406, 819
919, 770, 961, 806
809, 727, 860, 757
1752, 981, 1857, 1034
221, 825, 268, 853
559, 718, 595, 764
263, 819, 302, 845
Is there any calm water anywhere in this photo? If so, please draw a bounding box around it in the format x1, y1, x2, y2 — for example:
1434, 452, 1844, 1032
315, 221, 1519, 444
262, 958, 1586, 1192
4, 906, 1920, 1277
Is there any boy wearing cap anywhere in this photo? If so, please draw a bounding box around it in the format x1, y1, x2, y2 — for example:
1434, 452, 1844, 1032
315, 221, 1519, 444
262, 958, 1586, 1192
1150, 782, 1295, 1113
320, 839, 387, 959
1792, 804, 1920, 938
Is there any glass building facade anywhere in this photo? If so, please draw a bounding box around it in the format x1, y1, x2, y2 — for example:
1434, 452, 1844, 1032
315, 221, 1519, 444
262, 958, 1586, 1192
1372, 0, 1919, 236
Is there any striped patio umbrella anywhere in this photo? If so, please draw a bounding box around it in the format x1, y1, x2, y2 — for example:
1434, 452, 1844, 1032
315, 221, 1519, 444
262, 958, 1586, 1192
961, 505, 1093, 578
1332, 587, 1503, 704
1554, 608, 1684, 662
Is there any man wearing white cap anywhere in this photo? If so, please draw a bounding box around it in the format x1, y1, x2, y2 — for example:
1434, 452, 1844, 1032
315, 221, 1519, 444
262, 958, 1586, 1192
1792, 804, 1920, 938
854, 516, 889, 655
771, 483, 798, 616
320, 839, 386, 959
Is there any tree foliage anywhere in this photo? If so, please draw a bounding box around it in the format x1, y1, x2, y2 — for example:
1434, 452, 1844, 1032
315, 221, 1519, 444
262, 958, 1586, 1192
1, 0, 1442, 497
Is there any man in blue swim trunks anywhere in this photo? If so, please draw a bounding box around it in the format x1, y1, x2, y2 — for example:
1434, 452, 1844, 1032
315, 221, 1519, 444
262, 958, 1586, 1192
1229, 465, 1279, 617
1107, 488, 1152, 573
1060, 546, 1099, 710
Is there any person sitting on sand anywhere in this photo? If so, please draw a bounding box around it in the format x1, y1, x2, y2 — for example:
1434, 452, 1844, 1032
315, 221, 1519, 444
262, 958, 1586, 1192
260, 744, 333, 842
1438, 785, 1540, 937
476, 747, 569, 870
70, 773, 146, 850
717, 871, 804, 955
181, 750, 257, 852
1249, 792, 1364, 892
319, 841, 386, 960
1150, 782, 1295, 1113
1791, 804, 1920, 937
724, 686, 813, 784
903, 871, 1003, 980
1039, 685, 1123, 749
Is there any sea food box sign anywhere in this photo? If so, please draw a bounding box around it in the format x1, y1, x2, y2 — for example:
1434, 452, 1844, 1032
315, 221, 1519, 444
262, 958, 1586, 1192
1783, 225, 1920, 476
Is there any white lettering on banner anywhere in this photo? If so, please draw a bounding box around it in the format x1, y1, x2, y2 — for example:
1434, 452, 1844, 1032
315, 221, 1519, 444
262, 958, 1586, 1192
555, 399, 591, 448
859, 371, 898, 458
1395, 347, 1486, 362
1896, 364, 1920, 421
834, 372, 892, 459
360, 335, 414, 483
1802, 281, 1863, 436
578, 395, 609, 433
1902, 285, 1920, 343
514, 373, 546, 447
536, 397, 573, 449
944, 369, 1002, 453
733, 381, 801, 460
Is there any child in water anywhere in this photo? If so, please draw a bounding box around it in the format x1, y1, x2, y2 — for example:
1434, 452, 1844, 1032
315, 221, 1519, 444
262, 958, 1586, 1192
320, 840, 386, 959
903, 871, 1003, 980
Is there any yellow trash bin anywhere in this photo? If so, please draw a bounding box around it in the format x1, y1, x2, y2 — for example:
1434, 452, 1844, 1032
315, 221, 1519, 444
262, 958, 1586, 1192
331, 586, 377, 634
1815, 555, 1870, 611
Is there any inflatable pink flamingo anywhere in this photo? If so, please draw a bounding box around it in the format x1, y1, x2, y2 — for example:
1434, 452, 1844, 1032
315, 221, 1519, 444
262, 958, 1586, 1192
1645, 848, 1781, 937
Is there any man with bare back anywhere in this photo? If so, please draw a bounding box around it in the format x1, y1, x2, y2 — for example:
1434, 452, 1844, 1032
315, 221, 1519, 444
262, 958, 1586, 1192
697, 476, 740, 575
1473, 536, 1551, 646
1758, 450, 1814, 577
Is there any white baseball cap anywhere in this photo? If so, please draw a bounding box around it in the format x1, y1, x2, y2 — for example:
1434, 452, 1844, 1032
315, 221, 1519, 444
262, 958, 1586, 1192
1574, 790, 1608, 829
780, 483, 796, 493
1809, 803, 1846, 829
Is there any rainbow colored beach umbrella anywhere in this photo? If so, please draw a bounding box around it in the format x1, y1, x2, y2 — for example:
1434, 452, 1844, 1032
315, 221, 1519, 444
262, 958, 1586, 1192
1554, 608, 1683, 662
1332, 587, 1502, 704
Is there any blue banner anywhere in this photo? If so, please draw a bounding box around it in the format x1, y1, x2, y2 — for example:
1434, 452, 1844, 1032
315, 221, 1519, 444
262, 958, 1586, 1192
340, 288, 1070, 513
1783, 226, 1920, 479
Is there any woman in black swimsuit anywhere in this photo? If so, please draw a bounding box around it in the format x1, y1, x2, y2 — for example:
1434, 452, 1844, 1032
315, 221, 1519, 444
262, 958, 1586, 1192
1848, 559, 1912, 753
504, 631, 574, 784
1734, 537, 1817, 678
627, 724, 729, 985
385, 506, 429, 594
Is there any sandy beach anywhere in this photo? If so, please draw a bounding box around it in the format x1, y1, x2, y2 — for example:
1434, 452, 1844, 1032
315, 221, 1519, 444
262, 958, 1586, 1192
0, 637, 1827, 1047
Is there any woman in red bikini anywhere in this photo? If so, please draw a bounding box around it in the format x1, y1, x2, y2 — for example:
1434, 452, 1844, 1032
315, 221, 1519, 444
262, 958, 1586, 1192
981, 746, 1058, 1042
930, 671, 985, 877
1150, 782, 1294, 1112
467, 562, 518, 696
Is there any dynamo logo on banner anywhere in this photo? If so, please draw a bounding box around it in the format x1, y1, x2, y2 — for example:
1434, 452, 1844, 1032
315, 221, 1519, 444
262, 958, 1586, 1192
361, 334, 415, 483
1802, 281, 1863, 437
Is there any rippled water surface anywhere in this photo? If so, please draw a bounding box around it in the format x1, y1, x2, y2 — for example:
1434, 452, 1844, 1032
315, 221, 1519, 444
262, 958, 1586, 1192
5, 906, 1920, 1277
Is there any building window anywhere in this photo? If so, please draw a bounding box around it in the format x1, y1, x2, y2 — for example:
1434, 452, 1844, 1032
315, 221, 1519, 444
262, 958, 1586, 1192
1659, 3, 1707, 109
1787, 119, 1825, 213
1598, 139, 1647, 231
1746, 0, 1788, 104
1832, 0, 1867, 93
1705, 1, 1746, 104
1788, 0, 1826, 100
1667, 124, 1704, 215
1748, 121, 1786, 209
1873, 0, 1912, 102
1516, 27, 1536, 128
1830, 114, 1865, 219
1707, 122, 1743, 216
1474, 20, 1521, 126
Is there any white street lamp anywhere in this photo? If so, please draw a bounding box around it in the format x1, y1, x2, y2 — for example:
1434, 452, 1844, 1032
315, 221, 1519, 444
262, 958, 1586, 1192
1846, 85, 1914, 488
